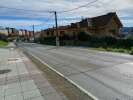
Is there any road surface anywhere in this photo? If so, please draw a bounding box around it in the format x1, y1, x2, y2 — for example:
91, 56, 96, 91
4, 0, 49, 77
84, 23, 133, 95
19, 43, 133, 100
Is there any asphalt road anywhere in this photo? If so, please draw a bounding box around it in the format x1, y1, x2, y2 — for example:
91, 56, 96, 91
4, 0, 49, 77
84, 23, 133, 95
19, 43, 133, 100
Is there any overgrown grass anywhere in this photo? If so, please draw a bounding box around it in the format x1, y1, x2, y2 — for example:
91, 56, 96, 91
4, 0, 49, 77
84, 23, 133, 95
92, 47, 133, 55
0, 40, 8, 46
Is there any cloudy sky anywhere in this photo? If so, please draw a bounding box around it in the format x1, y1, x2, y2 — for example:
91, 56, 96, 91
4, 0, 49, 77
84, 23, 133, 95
0, 0, 133, 30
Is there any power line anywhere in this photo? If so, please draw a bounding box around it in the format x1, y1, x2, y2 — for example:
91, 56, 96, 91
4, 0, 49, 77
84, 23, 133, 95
58, 0, 98, 13
59, 17, 82, 20
0, 0, 98, 14
0, 0, 99, 22
0, 1, 101, 32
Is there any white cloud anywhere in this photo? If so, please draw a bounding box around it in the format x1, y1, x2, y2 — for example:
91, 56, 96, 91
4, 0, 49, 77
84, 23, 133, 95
0, 19, 43, 27
122, 19, 133, 24
0, 0, 133, 27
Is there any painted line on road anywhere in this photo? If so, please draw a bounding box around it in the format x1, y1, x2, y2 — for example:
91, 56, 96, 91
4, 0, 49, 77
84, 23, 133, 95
24, 50, 99, 100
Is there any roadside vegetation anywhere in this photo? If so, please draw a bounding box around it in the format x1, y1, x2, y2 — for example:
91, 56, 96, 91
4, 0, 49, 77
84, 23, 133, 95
92, 47, 132, 54
0, 40, 8, 46
37, 31, 133, 55
0, 33, 8, 46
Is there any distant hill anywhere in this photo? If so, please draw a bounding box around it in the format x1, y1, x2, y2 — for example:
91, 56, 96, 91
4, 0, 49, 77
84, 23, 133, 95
121, 27, 133, 34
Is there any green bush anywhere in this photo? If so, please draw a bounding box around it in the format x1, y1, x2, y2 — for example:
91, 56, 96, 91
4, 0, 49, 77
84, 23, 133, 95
39, 37, 56, 45
77, 32, 90, 41
38, 33, 133, 54
126, 34, 133, 40
130, 47, 133, 55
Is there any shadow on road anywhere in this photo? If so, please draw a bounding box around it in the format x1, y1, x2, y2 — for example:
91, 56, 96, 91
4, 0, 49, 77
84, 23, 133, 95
0, 69, 11, 74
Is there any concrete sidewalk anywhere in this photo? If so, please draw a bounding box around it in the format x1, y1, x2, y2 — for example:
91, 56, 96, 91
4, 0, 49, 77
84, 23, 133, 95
0, 48, 67, 100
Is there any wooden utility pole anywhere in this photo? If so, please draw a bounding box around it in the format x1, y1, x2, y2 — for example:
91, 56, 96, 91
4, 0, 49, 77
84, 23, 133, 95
54, 11, 60, 47
33, 25, 35, 42
17, 30, 19, 42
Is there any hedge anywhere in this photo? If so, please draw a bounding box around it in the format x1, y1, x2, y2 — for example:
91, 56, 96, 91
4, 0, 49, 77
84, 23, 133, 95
38, 32, 133, 49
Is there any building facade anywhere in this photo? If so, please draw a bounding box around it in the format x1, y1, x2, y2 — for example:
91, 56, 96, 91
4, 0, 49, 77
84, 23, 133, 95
40, 12, 123, 38
18, 29, 34, 41
0, 27, 9, 36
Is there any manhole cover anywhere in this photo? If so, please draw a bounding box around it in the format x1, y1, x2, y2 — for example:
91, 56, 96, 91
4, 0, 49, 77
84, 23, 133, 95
0, 69, 11, 74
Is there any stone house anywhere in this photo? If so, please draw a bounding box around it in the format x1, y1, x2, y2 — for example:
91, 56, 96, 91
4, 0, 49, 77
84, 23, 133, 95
40, 12, 123, 38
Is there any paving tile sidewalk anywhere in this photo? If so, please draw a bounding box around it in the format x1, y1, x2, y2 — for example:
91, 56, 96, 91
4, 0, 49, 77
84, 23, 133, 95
0, 47, 66, 100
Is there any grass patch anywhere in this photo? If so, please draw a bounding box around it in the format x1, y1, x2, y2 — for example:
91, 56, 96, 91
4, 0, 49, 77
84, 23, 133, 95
0, 40, 8, 47
130, 47, 133, 55
92, 47, 132, 54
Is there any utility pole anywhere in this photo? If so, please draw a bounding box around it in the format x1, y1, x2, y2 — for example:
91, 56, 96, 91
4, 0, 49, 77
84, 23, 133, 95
33, 25, 35, 42
54, 11, 60, 47
17, 30, 19, 42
